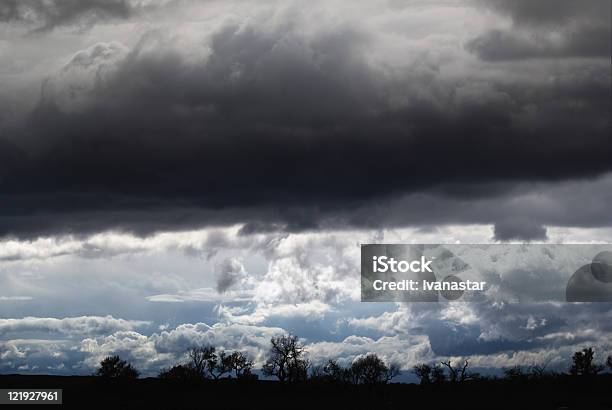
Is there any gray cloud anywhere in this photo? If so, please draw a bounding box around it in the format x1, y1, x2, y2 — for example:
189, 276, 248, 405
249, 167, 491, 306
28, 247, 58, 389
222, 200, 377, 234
480, 0, 610, 26
0, 0, 166, 31
466, 27, 611, 61
493, 220, 547, 241
215, 258, 246, 293
1, 40, 610, 238
0, 1, 609, 240
469, 0, 611, 61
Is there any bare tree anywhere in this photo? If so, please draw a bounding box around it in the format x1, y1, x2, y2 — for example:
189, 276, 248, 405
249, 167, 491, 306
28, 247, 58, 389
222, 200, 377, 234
431, 364, 446, 384
208, 351, 232, 379
263, 334, 309, 382
412, 364, 432, 385
440, 360, 477, 383
187, 346, 216, 378
188, 346, 247, 379
310, 360, 340, 382
227, 351, 254, 379
320, 359, 350, 383
287, 356, 310, 382
569, 347, 604, 376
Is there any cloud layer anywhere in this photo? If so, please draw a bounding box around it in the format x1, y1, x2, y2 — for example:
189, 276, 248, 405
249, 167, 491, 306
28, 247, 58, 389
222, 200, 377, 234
1, 226, 612, 377
0, 0, 609, 238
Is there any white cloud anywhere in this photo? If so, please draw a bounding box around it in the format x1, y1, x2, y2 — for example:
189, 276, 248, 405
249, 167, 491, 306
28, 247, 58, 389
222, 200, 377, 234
1, 226, 612, 376
0, 316, 150, 337
217, 300, 333, 325
307, 334, 434, 369
77, 321, 287, 374
146, 287, 254, 303
0, 296, 33, 301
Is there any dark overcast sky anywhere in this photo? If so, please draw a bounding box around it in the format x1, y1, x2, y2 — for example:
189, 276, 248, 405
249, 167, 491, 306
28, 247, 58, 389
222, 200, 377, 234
1, 0, 612, 380
0, 0, 610, 240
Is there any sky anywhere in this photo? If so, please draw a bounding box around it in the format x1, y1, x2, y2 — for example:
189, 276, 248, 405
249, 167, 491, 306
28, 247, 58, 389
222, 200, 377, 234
0, 0, 611, 379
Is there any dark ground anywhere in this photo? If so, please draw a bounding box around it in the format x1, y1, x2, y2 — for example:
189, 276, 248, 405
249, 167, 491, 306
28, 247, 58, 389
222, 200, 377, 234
1, 374, 611, 409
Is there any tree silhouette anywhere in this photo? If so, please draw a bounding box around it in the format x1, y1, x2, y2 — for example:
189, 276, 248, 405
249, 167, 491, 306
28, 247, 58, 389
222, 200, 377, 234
96, 355, 139, 379
431, 364, 446, 384
187, 346, 239, 379
529, 362, 551, 379
350, 354, 400, 385
163, 348, 254, 381
440, 360, 477, 383
226, 351, 254, 379
412, 364, 432, 385
310, 359, 351, 383
569, 347, 604, 376
503, 365, 526, 381
187, 346, 215, 378
158, 364, 201, 382
208, 351, 232, 379
263, 334, 309, 382
607, 356, 612, 371
323, 359, 350, 383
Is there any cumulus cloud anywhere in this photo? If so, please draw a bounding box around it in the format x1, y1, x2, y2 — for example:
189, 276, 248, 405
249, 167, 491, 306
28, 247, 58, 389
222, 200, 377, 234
346, 301, 612, 370
1, 292, 611, 376
0, 339, 78, 374
307, 334, 433, 369
78, 321, 286, 374
15, 303, 605, 376
217, 301, 333, 325
0, 319, 432, 376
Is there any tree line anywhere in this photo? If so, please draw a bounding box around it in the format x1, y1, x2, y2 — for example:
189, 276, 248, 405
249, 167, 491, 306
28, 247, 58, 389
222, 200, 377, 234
95, 335, 612, 385
411, 347, 612, 385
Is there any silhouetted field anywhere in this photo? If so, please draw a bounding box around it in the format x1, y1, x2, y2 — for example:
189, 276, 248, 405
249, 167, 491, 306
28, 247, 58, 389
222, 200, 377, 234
1, 374, 611, 409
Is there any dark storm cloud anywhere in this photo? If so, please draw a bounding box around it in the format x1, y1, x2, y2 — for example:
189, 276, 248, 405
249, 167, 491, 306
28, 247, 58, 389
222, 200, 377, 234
0, 0, 140, 31
480, 0, 610, 26
466, 27, 611, 61
469, 0, 611, 61
0, 9, 610, 238
493, 220, 547, 242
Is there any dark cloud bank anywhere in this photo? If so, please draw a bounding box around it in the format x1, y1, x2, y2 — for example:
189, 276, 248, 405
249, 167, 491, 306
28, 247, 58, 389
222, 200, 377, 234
0, 0, 610, 239
0, 0, 142, 31
470, 0, 611, 61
